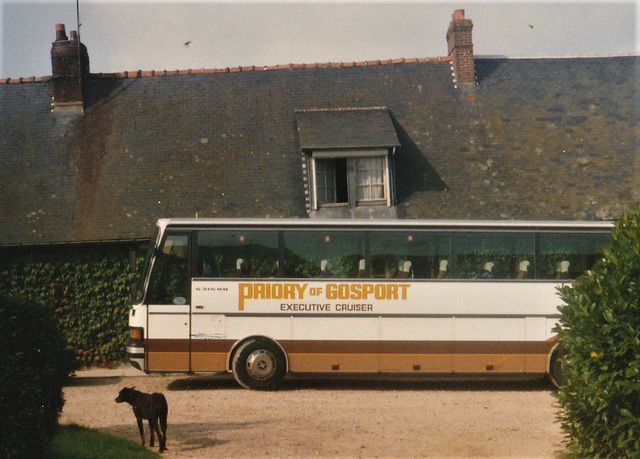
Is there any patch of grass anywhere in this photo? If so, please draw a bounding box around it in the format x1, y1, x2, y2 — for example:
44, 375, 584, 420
50, 424, 159, 459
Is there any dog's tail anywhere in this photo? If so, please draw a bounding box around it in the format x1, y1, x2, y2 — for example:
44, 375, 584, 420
158, 394, 168, 433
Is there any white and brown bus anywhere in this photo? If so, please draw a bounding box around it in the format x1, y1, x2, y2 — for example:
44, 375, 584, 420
127, 218, 611, 389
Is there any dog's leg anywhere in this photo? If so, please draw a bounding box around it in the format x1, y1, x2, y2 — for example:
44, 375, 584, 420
137, 416, 145, 445
149, 417, 165, 452
149, 419, 155, 447
159, 410, 168, 451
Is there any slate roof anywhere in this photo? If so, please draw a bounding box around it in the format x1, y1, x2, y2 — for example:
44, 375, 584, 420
1, 55, 639, 246
296, 108, 400, 150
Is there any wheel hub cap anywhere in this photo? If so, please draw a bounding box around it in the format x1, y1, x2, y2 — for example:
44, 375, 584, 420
246, 349, 276, 380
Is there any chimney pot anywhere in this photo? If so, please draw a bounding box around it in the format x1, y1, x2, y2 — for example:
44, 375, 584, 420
55, 23, 68, 41
452, 9, 465, 20
70, 30, 78, 41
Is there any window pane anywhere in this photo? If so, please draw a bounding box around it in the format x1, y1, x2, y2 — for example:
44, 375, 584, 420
196, 230, 279, 278
283, 230, 365, 278
315, 159, 336, 204
355, 157, 385, 201
369, 231, 450, 279
539, 233, 609, 279
148, 233, 191, 304
453, 233, 535, 279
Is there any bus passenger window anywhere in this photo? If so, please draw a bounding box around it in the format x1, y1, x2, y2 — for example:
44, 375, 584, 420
453, 233, 534, 279
283, 231, 365, 278
369, 231, 451, 279
539, 233, 609, 279
148, 234, 190, 304
196, 230, 278, 279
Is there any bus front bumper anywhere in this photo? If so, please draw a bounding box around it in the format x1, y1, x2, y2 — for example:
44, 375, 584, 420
127, 344, 145, 371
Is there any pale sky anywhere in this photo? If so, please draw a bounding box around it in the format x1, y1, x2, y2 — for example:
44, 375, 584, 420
1, 0, 638, 79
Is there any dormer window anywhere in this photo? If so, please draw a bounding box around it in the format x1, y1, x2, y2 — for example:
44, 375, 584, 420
296, 108, 400, 213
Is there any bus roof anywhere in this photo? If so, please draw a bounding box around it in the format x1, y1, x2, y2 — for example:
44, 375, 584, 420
156, 218, 613, 232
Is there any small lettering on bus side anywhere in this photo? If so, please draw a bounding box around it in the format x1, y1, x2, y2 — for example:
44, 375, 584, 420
278, 303, 374, 312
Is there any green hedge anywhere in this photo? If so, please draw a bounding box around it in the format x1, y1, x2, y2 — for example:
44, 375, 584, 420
555, 205, 640, 456
0, 244, 143, 366
0, 293, 74, 457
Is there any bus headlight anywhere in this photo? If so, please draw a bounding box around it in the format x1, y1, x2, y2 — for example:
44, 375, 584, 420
127, 327, 145, 371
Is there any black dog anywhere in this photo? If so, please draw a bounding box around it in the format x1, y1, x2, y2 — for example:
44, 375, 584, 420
115, 387, 168, 452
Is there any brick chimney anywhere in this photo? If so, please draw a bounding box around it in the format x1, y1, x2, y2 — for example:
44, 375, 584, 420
51, 24, 89, 111
446, 9, 476, 90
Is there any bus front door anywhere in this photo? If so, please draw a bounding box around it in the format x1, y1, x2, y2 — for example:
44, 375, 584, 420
145, 233, 192, 372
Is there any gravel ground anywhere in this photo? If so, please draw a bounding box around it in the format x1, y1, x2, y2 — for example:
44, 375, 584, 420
61, 369, 566, 458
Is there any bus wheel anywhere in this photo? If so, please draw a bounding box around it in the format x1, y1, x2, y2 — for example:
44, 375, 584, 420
232, 339, 286, 390
548, 347, 565, 389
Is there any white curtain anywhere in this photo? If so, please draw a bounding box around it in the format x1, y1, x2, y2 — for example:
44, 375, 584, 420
355, 157, 384, 201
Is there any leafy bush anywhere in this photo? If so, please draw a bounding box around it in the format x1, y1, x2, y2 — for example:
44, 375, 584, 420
555, 205, 640, 456
0, 293, 74, 458
0, 244, 142, 366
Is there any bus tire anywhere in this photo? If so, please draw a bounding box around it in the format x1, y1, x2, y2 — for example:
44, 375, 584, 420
547, 346, 565, 389
232, 338, 286, 390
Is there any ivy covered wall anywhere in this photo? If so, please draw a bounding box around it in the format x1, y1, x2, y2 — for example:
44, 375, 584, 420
0, 242, 145, 366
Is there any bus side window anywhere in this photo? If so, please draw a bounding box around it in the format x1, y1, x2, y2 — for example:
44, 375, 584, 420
454, 232, 535, 279
196, 230, 279, 279
148, 234, 190, 304
539, 232, 609, 279
283, 231, 365, 279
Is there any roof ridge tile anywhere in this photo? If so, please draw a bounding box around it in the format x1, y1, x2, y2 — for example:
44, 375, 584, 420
1, 75, 53, 84
1, 55, 453, 84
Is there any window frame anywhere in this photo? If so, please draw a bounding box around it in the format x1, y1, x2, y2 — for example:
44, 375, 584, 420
310, 149, 391, 210
147, 231, 192, 305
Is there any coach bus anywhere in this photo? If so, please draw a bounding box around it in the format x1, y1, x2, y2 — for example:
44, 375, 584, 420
127, 218, 611, 389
